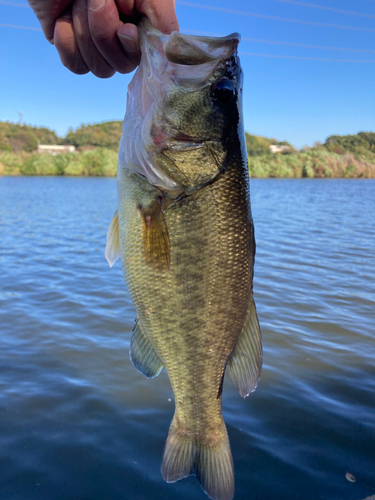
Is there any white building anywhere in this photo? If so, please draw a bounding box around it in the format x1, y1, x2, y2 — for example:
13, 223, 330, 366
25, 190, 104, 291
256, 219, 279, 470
269, 144, 292, 154
38, 144, 76, 155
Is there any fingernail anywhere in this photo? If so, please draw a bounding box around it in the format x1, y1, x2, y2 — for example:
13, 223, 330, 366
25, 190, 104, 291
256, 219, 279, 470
118, 33, 137, 53
89, 0, 105, 12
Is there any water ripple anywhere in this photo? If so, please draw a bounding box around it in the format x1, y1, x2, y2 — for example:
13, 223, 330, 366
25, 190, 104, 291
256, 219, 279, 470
0, 177, 374, 500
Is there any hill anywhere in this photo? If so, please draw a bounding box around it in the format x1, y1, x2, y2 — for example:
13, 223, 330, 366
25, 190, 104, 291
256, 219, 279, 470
324, 132, 375, 163
0, 121, 61, 153
64, 121, 122, 150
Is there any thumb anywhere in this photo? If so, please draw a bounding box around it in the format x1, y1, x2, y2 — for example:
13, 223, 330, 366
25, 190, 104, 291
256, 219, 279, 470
116, 0, 179, 34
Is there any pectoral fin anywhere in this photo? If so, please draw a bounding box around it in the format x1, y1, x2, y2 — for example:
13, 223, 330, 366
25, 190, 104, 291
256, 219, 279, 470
141, 198, 171, 272
130, 317, 163, 378
105, 210, 121, 267
228, 297, 262, 399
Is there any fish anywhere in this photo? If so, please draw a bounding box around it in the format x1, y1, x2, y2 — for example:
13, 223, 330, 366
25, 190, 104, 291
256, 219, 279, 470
105, 18, 262, 500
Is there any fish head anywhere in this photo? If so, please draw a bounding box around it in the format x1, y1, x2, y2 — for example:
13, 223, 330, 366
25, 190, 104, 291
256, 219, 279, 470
119, 18, 243, 194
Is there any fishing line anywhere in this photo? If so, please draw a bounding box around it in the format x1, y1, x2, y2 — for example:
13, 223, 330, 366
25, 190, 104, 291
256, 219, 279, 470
176, 1, 375, 33
240, 52, 375, 62
183, 28, 375, 54
274, 0, 375, 19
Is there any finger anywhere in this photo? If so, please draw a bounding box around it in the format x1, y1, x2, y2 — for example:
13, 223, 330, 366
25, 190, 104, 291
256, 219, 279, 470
117, 22, 141, 69
88, 0, 139, 74
114, 0, 135, 17
73, 0, 116, 78
27, 0, 72, 43
54, 10, 90, 74
117, 0, 179, 34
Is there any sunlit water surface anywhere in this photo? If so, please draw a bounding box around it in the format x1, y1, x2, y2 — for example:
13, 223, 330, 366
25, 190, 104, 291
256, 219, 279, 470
0, 177, 374, 500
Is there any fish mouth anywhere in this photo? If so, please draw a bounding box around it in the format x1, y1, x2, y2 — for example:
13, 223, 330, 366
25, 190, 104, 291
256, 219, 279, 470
140, 17, 240, 67
170, 140, 203, 149
140, 17, 241, 93
151, 123, 204, 151
165, 29, 240, 66
166, 141, 204, 151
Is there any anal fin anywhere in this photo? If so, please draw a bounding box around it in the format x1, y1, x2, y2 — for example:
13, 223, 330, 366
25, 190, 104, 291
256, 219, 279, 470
130, 318, 163, 378
105, 209, 121, 267
228, 296, 262, 399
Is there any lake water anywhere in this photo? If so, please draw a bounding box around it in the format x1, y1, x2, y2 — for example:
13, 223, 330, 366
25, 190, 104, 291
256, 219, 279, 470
0, 176, 374, 500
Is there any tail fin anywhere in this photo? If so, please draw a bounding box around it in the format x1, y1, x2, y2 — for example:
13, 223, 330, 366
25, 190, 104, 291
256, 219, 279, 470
161, 416, 234, 500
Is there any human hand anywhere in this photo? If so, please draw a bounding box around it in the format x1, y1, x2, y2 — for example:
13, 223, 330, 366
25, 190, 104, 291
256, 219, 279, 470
27, 0, 179, 77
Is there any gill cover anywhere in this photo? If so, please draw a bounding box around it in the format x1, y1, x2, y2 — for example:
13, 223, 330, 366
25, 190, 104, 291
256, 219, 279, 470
118, 18, 240, 191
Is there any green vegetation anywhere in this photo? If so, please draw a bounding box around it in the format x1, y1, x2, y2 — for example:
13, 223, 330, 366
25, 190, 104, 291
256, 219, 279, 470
245, 133, 295, 157
0, 120, 123, 153
1, 148, 118, 177
64, 121, 122, 150
246, 134, 273, 157
245, 131, 375, 178
248, 149, 375, 179
0, 121, 60, 153
1, 121, 374, 178
324, 132, 375, 163
0, 121, 119, 177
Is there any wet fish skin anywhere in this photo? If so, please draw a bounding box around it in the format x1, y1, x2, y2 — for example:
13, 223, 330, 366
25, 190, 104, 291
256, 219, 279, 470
106, 19, 262, 500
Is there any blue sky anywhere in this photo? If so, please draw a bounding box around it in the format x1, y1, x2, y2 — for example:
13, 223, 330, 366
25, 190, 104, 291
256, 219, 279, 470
1, 0, 374, 148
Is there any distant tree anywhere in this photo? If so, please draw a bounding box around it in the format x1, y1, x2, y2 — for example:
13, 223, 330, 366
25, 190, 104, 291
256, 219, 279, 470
245, 133, 295, 156
358, 132, 375, 152
245, 133, 272, 156
278, 140, 295, 150
0, 121, 61, 152
0, 131, 12, 151
64, 121, 123, 150
9, 131, 38, 153
325, 133, 370, 154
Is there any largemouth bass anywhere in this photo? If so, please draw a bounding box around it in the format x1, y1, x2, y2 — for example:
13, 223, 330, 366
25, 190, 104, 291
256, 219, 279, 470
105, 18, 262, 500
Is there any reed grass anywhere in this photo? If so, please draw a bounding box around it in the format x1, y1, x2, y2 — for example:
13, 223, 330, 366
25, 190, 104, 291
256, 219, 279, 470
0, 148, 118, 177
248, 150, 375, 179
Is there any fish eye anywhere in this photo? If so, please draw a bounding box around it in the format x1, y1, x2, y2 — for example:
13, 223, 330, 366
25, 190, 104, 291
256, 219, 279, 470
211, 79, 236, 103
